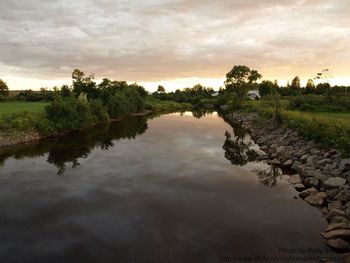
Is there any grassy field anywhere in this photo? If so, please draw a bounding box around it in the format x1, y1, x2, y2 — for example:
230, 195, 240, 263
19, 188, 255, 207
241, 98, 350, 155
0, 102, 48, 115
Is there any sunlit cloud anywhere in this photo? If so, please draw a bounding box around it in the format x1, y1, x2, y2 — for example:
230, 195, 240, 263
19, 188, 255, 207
0, 0, 349, 90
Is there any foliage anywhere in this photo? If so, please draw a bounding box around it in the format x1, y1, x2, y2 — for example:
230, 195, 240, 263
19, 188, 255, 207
283, 111, 350, 156
0, 111, 39, 131
0, 79, 9, 97
144, 97, 191, 112
224, 65, 262, 108
288, 95, 350, 112
259, 80, 277, 97
152, 84, 215, 105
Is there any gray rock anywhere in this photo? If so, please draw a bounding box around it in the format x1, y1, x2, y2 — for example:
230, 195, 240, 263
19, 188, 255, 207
328, 201, 344, 211
327, 209, 346, 221
299, 187, 318, 199
294, 183, 305, 192
335, 188, 350, 203
316, 192, 328, 199
270, 144, 278, 149
305, 195, 324, 206
300, 154, 310, 162
326, 223, 350, 232
276, 146, 286, 154
324, 162, 337, 171
323, 177, 347, 188
327, 189, 340, 199
291, 161, 302, 171
340, 158, 350, 171
289, 174, 302, 184
330, 216, 349, 225
325, 238, 349, 250
305, 177, 319, 187
282, 159, 293, 167
347, 207, 350, 219
317, 158, 332, 166
321, 229, 350, 240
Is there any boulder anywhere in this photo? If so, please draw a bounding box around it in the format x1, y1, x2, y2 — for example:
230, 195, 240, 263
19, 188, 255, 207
330, 216, 349, 225
347, 207, 350, 219
316, 192, 327, 199
323, 177, 347, 188
289, 174, 302, 184
324, 163, 337, 171
328, 201, 344, 211
294, 183, 305, 192
325, 238, 349, 250
317, 159, 332, 166
326, 223, 350, 232
327, 209, 346, 221
321, 229, 350, 240
291, 161, 302, 171
305, 177, 319, 187
282, 159, 293, 167
299, 187, 318, 199
340, 159, 350, 171
334, 188, 350, 203
305, 195, 324, 206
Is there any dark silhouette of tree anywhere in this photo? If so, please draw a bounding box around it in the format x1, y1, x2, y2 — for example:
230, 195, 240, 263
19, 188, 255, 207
0, 79, 9, 97
305, 79, 315, 94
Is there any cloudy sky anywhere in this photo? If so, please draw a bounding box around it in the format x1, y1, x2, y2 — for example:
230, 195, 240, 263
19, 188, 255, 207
1, 0, 349, 91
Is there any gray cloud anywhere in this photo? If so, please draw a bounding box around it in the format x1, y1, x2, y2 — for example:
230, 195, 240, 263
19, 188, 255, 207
0, 0, 349, 84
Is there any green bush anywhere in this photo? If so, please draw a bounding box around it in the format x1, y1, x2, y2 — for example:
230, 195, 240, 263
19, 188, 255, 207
0, 112, 39, 131
89, 99, 109, 122
44, 97, 96, 133
289, 95, 350, 112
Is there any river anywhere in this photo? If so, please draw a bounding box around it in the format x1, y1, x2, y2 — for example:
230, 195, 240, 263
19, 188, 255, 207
0, 112, 338, 262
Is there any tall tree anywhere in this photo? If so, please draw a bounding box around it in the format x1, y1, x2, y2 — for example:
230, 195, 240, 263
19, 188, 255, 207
0, 79, 9, 97
305, 79, 315, 94
71, 69, 97, 100
225, 65, 262, 107
291, 76, 301, 90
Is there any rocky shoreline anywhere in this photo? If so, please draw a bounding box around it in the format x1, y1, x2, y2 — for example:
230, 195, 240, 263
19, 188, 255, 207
226, 112, 350, 260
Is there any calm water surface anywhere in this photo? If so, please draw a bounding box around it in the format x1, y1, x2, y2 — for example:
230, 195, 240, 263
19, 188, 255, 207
0, 113, 337, 262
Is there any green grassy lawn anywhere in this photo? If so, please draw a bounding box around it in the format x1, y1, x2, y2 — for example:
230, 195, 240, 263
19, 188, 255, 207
0, 102, 48, 115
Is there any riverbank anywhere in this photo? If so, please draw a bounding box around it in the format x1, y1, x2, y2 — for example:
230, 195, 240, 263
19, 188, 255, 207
226, 112, 350, 258
0, 110, 154, 149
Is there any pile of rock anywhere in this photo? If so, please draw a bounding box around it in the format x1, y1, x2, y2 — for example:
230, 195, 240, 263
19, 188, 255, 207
227, 112, 350, 254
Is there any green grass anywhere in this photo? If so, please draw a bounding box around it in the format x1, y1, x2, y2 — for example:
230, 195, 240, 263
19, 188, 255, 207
241, 98, 350, 156
144, 97, 192, 112
0, 102, 48, 115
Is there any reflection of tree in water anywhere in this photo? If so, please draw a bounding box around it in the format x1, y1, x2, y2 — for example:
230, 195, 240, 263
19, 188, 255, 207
255, 166, 283, 187
223, 124, 259, 166
192, 110, 214, 119
0, 115, 149, 175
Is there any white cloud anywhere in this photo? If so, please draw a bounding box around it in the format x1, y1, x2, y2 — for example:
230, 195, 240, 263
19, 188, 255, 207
0, 0, 349, 90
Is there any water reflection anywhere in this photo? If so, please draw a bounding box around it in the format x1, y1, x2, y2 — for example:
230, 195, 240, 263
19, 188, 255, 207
255, 166, 283, 187
0, 115, 149, 175
222, 124, 259, 166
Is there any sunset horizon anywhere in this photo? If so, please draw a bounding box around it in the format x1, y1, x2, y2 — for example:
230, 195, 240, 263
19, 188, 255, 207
1, 0, 349, 91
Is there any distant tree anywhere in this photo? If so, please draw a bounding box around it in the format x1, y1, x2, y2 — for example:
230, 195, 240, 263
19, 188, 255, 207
60, 85, 71, 97
259, 80, 275, 97
157, 85, 165, 93
225, 65, 262, 107
316, 83, 330, 96
291, 76, 301, 90
0, 79, 9, 97
305, 79, 315, 94
71, 69, 97, 100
